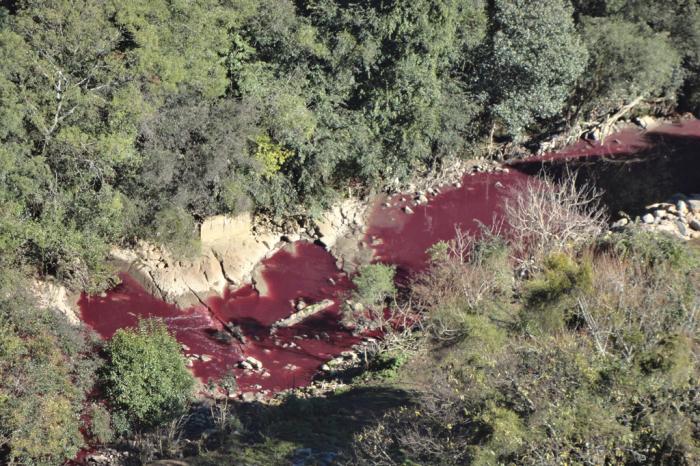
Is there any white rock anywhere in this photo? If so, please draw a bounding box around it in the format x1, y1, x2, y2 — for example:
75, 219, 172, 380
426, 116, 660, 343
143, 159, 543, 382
404, 206, 414, 215
245, 356, 263, 370
642, 213, 655, 224
677, 200, 689, 214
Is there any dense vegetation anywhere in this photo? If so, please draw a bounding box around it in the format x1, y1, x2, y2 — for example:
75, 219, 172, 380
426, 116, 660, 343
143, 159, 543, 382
1, 1, 699, 464
1, 0, 700, 289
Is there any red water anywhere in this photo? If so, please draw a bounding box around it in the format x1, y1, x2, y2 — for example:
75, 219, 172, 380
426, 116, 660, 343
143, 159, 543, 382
80, 242, 360, 394
523, 119, 700, 163
366, 171, 529, 275
80, 119, 700, 395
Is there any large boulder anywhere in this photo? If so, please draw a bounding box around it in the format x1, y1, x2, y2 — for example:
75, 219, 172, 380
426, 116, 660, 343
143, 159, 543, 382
110, 213, 281, 307
31, 279, 80, 324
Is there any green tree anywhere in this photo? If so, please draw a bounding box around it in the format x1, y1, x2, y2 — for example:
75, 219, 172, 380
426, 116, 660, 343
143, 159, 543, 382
102, 319, 195, 430
577, 17, 682, 119
484, 0, 588, 136
0, 272, 99, 465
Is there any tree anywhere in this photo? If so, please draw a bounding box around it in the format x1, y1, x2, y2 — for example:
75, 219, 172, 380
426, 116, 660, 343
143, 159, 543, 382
484, 0, 588, 136
0, 272, 99, 465
102, 319, 194, 430
577, 17, 683, 119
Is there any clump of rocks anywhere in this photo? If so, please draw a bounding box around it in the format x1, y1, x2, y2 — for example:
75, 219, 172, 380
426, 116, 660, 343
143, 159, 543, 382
612, 193, 700, 240
384, 157, 510, 200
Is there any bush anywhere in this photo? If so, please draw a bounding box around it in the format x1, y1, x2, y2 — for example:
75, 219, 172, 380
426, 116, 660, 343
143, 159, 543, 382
578, 17, 683, 119
0, 274, 98, 465
101, 319, 195, 431
505, 172, 606, 269
151, 206, 201, 260
415, 232, 512, 342
485, 0, 587, 136
342, 263, 397, 333
522, 252, 593, 333
351, 263, 397, 308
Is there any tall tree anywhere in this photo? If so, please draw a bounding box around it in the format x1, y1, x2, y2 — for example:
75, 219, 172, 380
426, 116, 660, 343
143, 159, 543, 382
484, 0, 588, 137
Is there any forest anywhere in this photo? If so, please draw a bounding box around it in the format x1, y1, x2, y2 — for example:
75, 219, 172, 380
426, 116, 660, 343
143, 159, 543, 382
0, 0, 699, 464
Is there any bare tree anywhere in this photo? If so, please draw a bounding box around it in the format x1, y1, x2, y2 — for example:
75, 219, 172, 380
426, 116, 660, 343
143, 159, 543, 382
504, 170, 607, 271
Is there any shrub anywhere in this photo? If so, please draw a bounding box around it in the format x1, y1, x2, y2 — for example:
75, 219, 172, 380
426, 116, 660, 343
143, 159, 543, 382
351, 263, 397, 308
505, 172, 606, 269
415, 231, 513, 342
0, 275, 97, 465
87, 403, 114, 445
522, 252, 593, 333
101, 319, 195, 431
342, 263, 397, 333
152, 206, 201, 260
578, 17, 683, 120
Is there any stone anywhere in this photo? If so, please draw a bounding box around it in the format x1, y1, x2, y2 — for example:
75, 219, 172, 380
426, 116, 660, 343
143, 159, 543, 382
200, 354, 213, 363
654, 209, 667, 219
31, 279, 80, 325
611, 218, 629, 229
241, 392, 256, 402
416, 194, 428, 204
238, 361, 253, 370
690, 219, 700, 231
404, 206, 414, 215
688, 199, 700, 214
677, 200, 689, 214
642, 213, 655, 224
676, 220, 689, 237
245, 356, 264, 370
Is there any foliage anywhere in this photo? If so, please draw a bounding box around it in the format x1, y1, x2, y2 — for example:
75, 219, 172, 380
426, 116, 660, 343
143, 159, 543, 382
577, 17, 683, 119
0, 272, 99, 465
351, 228, 699, 465
351, 263, 397, 309
342, 263, 397, 333
151, 206, 201, 260
253, 134, 294, 178
1, 0, 699, 292
101, 319, 195, 431
484, 0, 588, 136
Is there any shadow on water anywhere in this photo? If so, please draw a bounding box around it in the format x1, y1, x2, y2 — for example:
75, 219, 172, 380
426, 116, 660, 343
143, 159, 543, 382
511, 132, 700, 217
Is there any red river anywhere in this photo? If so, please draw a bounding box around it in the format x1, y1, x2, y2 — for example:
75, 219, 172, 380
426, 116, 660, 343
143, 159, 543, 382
80, 119, 700, 395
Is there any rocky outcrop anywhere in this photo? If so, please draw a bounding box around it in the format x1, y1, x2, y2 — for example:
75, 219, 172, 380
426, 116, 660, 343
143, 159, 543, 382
31, 279, 80, 325
612, 193, 700, 240
312, 198, 367, 249
110, 212, 283, 308
110, 201, 370, 308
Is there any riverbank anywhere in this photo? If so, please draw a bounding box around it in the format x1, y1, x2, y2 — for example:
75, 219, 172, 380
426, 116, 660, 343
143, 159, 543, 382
75, 118, 700, 400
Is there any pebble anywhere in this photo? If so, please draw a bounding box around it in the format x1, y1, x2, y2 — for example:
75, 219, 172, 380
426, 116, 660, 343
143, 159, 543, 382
642, 213, 655, 224
404, 206, 414, 215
